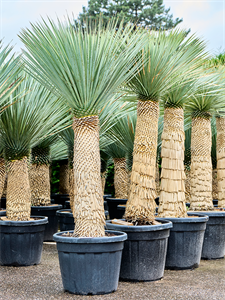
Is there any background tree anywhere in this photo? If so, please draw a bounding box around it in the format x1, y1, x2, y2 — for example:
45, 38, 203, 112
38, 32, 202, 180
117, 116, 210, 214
78, 0, 182, 29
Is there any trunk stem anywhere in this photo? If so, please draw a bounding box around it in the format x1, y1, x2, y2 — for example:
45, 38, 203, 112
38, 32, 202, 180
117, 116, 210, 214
6, 157, 31, 221
59, 160, 70, 194
216, 117, 225, 208
189, 117, 213, 210
0, 158, 6, 198
124, 100, 158, 223
72, 116, 105, 237
30, 163, 51, 206
113, 157, 129, 199
158, 107, 187, 218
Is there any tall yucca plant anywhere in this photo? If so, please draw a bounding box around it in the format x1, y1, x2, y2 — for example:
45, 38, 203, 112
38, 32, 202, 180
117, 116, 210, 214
124, 29, 201, 223
0, 74, 71, 221
214, 69, 225, 208
185, 74, 225, 211
158, 34, 208, 219
20, 18, 147, 237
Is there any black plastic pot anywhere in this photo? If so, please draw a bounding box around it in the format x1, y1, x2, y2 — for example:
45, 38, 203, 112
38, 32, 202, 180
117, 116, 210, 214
51, 194, 69, 208
117, 205, 125, 216
56, 209, 74, 231
103, 194, 112, 200
0, 210, 6, 216
159, 213, 208, 270
105, 198, 128, 219
192, 210, 225, 259
31, 204, 62, 241
155, 197, 159, 206
53, 230, 127, 295
0, 216, 48, 266
213, 199, 218, 206
65, 200, 70, 209
0, 197, 6, 209
106, 219, 172, 281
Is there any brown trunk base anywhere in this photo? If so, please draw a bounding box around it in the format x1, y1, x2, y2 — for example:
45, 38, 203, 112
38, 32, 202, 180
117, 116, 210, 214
6, 158, 31, 221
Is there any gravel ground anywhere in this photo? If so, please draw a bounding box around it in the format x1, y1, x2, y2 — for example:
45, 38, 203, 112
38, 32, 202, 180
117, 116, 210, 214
0, 243, 225, 300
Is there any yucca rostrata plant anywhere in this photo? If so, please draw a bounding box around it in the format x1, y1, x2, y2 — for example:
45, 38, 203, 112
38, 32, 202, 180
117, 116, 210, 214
158, 35, 208, 218
123, 29, 199, 224
0, 74, 70, 221
20, 18, 147, 237
214, 69, 225, 208
185, 74, 225, 211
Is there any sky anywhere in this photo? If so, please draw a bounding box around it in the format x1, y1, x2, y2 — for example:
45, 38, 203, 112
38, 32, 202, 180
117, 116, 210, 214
0, 0, 224, 56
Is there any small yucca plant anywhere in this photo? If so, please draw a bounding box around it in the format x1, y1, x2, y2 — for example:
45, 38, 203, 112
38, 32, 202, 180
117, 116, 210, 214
0, 74, 71, 221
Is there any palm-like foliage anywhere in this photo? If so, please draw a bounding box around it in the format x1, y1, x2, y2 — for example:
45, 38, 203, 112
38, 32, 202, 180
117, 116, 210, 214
0, 76, 71, 161
20, 18, 147, 117
0, 42, 23, 106
185, 74, 225, 118
50, 139, 68, 162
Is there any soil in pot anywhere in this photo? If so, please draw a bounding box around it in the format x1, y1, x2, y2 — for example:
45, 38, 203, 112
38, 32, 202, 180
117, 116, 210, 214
0, 216, 48, 266
106, 219, 172, 281
188, 210, 225, 259
158, 213, 209, 270
53, 230, 127, 295
31, 204, 62, 241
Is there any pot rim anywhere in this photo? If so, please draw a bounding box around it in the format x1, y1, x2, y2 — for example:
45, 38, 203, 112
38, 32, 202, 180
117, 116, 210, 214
188, 210, 225, 217
56, 209, 73, 216
31, 204, 62, 210
158, 213, 209, 223
106, 218, 172, 232
0, 216, 48, 226
53, 230, 127, 244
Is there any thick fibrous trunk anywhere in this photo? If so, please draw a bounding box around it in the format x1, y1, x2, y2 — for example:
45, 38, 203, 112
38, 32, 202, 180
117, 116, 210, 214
158, 108, 187, 218
59, 160, 70, 194
184, 166, 191, 203
113, 158, 129, 199
101, 171, 107, 194
69, 167, 74, 215
30, 163, 51, 206
72, 116, 105, 237
6, 157, 31, 221
216, 117, 225, 208
155, 162, 160, 197
189, 117, 213, 210
124, 100, 158, 223
212, 169, 218, 200
0, 158, 6, 198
